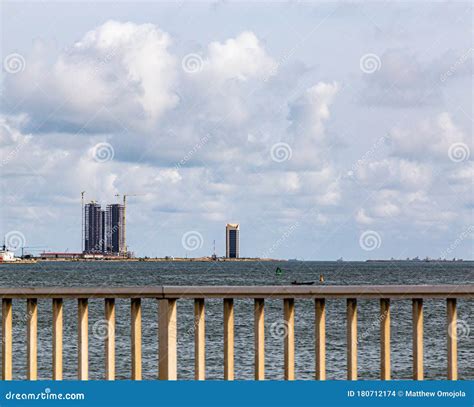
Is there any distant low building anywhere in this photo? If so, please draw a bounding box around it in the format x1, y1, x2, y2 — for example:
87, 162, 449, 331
226, 223, 240, 258
40, 252, 83, 259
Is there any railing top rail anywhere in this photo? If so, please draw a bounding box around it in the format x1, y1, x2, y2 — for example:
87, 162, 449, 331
0, 285, 472, 299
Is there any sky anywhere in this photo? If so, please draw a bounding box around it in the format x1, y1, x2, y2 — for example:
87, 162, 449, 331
0, 1, 472, 260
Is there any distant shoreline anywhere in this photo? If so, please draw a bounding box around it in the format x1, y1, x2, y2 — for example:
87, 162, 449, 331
2, 258, 472, 264
28, 257, 283, 263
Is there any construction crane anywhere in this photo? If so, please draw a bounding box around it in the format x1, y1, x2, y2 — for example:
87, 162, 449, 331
114, 193, 143, 255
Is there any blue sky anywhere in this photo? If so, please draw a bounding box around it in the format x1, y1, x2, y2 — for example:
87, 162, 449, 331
0, 1, 472, 260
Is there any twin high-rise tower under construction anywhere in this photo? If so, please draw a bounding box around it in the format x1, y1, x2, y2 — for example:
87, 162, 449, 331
106, 203, 125, 254
83, 202, 126, 255
84, 202, 105, 253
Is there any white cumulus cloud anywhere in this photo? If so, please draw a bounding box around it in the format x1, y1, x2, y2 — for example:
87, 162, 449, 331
388, 112, 469, 160
5, 20, 178, 132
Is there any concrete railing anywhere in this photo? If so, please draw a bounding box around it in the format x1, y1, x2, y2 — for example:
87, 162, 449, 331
0, 285, 472, 381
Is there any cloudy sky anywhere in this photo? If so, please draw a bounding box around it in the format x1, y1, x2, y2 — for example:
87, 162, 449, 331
0, 1, 472, 260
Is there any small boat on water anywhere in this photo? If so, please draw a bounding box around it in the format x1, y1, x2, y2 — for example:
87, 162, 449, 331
291, 280, 314, 286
